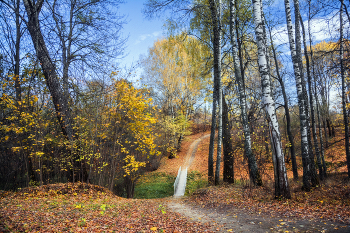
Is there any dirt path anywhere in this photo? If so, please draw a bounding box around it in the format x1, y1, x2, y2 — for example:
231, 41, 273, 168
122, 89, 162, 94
183, 134, 210, 168
166, 197, 350, 232
165, 134, 350, 232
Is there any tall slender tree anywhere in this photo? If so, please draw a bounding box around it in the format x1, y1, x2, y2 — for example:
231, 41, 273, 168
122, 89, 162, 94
298, 9, 324, 180
223, 95, 234, 183
208, 0, 223, 186
252, 0, 290, 198
294, 0, 318, 186
22, 0, 74, 141
284, 0, 311, 191
229, 0, 262, 186
340, 0, 350, 178
307, 0, 327, 178
267, 25, 298, 181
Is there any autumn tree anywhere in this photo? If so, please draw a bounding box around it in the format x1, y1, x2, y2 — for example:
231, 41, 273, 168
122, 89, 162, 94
141, 34, 209, 157
340, 0, 350, 177
252, 0, 290, 198
284, 0, 313, 191
229, 0, 262, 186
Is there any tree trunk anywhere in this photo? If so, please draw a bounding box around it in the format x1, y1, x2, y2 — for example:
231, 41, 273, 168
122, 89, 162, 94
223, 95, 234, 183
268, 24, 298, 181
294, 0, 318, 187
340, 0, 350, 178
208, 74, 217, 185
323, 120, 329, 148
14, 0, 21, 102
230, 0, 261, 186
23, 0, 74, 141
124, 176, 135, 199
327, 119, 332, 138
252, 0, 290, 198
308, 1, 327, 178
284, 0, 311, 191
298, 10, 324, 180
209, 0, 223, 186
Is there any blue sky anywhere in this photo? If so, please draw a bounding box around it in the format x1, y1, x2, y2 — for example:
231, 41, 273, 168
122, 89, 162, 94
117, 0, 166, 70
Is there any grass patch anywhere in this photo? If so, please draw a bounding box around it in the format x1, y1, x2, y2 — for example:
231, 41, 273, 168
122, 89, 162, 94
185, 171, 208, 196
134, 172, 176, 199
134, 171, 208, 199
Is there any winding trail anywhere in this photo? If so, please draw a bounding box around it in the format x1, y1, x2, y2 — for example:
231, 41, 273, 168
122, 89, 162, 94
173, 134, 210, 197
165, 133, 348, 232
184, 133, 210, 168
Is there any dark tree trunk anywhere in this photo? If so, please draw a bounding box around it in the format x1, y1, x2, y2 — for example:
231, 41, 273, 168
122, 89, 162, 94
223, 95, 234, 183
327, 119, 332, 138
230, 0, 261, 186
14, 0, 21, 102
209, 0, 223, 186
298, 10, 324, 180
124, 176, 135, 199
23, 0, 74, 141
208, 79, 217, 185
340, 0, 350, 178
324, 120, 329, 148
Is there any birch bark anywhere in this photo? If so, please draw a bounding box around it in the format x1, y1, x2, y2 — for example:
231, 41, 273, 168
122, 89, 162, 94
284, 0, 311, 191
298, 9, 324, 180
307, 0, 327, 178
230, 0, 262, 186
252, 0, 290, 198
267, 26, 298, 180
294, 0, 318, 186
208, 0, 223, 186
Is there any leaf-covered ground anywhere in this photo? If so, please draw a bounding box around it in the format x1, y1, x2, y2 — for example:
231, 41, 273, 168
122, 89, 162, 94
0, 183, 213, 232
2, 131, 350, 232
186, 175, 350, 225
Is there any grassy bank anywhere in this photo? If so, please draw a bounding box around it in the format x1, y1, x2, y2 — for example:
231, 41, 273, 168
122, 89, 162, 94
134, 171, 207, 199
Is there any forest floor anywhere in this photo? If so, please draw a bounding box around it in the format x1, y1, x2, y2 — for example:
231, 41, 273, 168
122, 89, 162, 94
161, 131, 350, 232
1, 131, 350, 232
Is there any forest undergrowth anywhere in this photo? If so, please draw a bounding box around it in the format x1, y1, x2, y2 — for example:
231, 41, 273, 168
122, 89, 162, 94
1, 131, 350, 232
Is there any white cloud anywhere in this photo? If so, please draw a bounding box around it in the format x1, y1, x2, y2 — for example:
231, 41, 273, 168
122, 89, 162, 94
135, 31, 163, 45
271, 11, 343, 48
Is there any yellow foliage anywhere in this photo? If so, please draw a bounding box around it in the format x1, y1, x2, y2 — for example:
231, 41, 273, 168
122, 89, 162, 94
123, 155, 146, 179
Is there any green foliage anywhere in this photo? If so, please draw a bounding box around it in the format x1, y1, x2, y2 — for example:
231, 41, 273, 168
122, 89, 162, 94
185, 171, 208, 196
134, 172, 176, 199
134, 171, 207, 198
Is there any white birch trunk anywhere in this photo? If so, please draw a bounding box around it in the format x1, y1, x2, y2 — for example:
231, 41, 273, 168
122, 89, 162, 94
230, 0, 261, 186
252, 0, 290, 198
284, 0, 311, 191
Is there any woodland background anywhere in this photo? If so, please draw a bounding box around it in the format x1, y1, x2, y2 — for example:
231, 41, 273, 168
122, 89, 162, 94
0, 0, 349, 200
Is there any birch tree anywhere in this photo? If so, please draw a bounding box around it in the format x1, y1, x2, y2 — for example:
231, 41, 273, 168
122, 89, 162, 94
294, 0, 318, 186
298, 8, 324, 180
267, 25, 298, 181
252, 0, 290, 198
307, 0, 327, 178
284, 0, 311, 191
230, 0, 262, 186
208, 0, 223, 186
